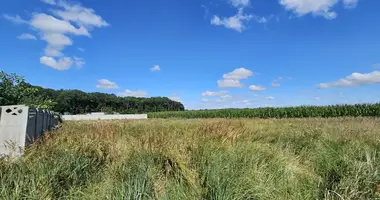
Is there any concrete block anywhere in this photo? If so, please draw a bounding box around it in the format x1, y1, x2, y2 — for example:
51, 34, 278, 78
0, 105, 60, 157
0, 105, 28, 157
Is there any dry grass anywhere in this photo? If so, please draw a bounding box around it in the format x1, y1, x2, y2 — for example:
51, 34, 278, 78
1, 117, 380, 199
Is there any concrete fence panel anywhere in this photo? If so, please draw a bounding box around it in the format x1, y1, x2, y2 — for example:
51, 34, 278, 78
0, 105, 60, 157
0, 105, 29, 157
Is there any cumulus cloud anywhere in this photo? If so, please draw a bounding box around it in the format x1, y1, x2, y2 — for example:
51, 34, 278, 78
220, 94, 233, 101
118, 90, 148, 98
200, 91, 237, 105
342, 0, 359, 8
151, 65, 160, 71
217, 68, 253, 88
230, 0, 250, 8
30, 13, 90, 36
73, 57, 85, 68
234, 99, 252, 106
211, 8, 253, 32
4, 0, 109, 70
50, 1, 109, 28
41, 0, 56, 5
40, 56, 74, 70
317, 71, 380, 88
17, 33, 37, 40
201, 91, 229, 97
202, 91, 234, 102
96, 79, 119, 89
279, 0, 360, 19
218, 79, 243, 88
223, 67, 254, 80
249, 85, 266, 91
169, 94, 181, 102
3, 14, 28, 24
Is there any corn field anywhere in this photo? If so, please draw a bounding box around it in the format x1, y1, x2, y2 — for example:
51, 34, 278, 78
148, 103, 380, 118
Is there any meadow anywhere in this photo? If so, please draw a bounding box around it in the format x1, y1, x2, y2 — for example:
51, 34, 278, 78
1, 118, 380, 199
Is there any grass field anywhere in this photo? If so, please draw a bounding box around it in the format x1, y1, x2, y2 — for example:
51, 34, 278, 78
1, 118, 380, 199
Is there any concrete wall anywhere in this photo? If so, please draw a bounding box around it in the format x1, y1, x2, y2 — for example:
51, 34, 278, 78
0, 105, 60, 157
62, 114, 147, 121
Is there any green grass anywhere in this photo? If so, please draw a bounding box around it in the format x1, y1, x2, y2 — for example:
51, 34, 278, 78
1, 118, 380, 199
148, 103, 380, 118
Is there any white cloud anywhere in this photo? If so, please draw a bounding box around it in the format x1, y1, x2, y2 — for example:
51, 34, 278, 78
201, 5, 209, 19
317, 71, 380, 88
218, 79, 243, 88
41, 0, 56, 5
5, 1, 108, 70
30, 13, 90, 36
254, 16, 268, 23
220, 94, 233, 101
73, 57, 85, 68
223, 67, 254, 80
230, 0, 250, 8
201, 91, 229, 97
78, 47, 85, 52
41, 32, 72, 46
118, 90, 148, 98
3, 14, 28, 24
217, 68, 253, 88
17, 33, 37, 40
280, 0, 353, 19
151, 65, 160, 71
96, 79, 119, 89
201, 91, 232, 102
30, 13, 90, 59
280, 0, 361, 19
312, 97, 320, 100
41, 33, 73, 56
271, 83, 281, 87
169, 94, 181, 102
44, 46, 64, 57
342, 0, 359, 8
249, 85, 266, 91
211, 8, 253, 32
51, 1, 109, 28
235, 99, 251, 106
40, 56, 74, 70
265, 96, 274, 100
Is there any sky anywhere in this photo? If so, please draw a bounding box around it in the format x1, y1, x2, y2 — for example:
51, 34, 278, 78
1, 0, 380, 110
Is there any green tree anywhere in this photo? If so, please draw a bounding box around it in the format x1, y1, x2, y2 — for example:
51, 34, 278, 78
1, 70, 185, 113
0, 71, 57, 109
0, 71, 36, 105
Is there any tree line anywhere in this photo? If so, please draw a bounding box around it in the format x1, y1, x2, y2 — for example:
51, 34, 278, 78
0, 71, 185, 114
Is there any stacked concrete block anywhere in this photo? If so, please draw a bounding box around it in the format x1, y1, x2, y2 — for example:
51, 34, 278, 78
0, 105, 60, 157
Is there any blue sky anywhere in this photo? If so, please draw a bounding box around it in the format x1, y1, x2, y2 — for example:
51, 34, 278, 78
1, 0, 380, 110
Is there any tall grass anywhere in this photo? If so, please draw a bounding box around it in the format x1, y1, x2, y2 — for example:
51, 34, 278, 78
148, 103, 380, 119
1, 118, 380, 199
